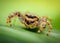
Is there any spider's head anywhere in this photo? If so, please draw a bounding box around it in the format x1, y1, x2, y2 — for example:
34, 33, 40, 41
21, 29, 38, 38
24, 14, 40, 28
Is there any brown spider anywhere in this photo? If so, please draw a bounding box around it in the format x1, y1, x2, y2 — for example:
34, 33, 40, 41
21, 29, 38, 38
6, 12, 52, 36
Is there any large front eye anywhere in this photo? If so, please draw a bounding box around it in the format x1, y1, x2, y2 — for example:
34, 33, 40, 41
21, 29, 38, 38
25, 14, 36, 18
25, 19, 35, 25
28, 16, 36, 18
27, 21, 35, 25
30, 21, 34, 23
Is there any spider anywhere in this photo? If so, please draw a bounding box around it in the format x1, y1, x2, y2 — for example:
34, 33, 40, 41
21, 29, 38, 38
6, 12, 52, 36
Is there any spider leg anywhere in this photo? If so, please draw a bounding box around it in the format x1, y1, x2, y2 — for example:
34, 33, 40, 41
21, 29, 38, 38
6, 15, 14, 26
38, 22, 46, 33
47, 21, 52, 36
6, 12, 21, 26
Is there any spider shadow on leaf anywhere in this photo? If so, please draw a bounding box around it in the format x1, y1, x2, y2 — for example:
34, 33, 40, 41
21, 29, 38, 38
19, 26, 44, 34
9, 25, 44, 34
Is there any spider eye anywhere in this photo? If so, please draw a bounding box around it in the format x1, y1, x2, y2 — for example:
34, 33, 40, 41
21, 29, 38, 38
25, 19, 34, 25
31, 21, 34, 23
26, 14, 36, 18
30, 16, 36, 18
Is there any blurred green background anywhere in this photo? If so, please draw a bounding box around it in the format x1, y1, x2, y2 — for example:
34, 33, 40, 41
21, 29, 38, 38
0, 0, 60, 43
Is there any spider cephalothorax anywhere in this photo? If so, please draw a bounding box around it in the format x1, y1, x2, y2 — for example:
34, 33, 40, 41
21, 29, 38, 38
24, 14, 40, 28
7, 12, 52, 35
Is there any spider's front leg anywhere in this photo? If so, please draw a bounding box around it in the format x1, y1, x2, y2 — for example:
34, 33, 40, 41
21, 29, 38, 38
46, 21, 52, 36
37, 16, 47, 33
6, 12, 21, 26
38, 22, 46, 33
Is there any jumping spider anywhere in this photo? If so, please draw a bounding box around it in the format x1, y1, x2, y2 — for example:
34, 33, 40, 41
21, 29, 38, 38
6, 12, 52, 35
